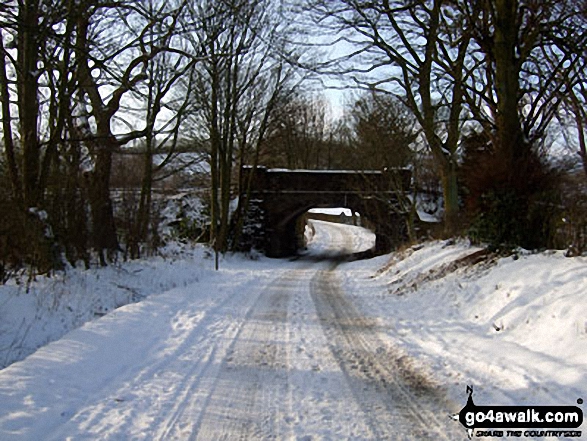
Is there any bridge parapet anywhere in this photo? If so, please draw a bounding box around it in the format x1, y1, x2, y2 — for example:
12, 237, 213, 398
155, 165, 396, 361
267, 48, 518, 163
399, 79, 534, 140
242, 166, 411, 194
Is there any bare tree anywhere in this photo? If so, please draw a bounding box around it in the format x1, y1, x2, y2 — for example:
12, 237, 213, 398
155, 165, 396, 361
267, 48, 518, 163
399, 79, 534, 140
346, 90, 417, 169
121, 1, 197, 257
71, 0, 189, 263
305, 0, 473, 234
552, 4, 587, 178
0, 0, 82, 270
263, 94, 332, 169
461, 0, 584, 160
0, 0, 75, 207
565, 80, 587, 178
183, 0, 301, 256
459, 0, 586, 247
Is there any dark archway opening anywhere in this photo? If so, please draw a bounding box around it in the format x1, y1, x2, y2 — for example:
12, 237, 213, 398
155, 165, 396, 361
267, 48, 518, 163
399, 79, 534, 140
268, 205, 381, 259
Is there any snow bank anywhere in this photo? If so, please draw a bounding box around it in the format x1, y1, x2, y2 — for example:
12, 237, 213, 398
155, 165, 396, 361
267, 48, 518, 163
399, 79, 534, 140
0, 244, 214, 369
0, 250, 283, 441
340, 240, 587, 413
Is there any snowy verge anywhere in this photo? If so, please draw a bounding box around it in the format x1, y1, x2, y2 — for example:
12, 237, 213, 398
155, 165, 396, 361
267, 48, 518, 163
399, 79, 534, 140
0, 251, 282, 441
339, 240, 587, 416
0, 243, 236, 370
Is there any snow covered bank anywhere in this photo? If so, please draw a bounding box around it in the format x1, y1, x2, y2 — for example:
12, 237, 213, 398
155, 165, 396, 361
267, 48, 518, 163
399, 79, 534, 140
340, 240, 587, 418
0, 244, 221, 369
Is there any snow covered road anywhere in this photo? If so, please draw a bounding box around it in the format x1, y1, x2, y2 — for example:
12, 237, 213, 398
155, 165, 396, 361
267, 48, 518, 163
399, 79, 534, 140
0, 221, 465, 440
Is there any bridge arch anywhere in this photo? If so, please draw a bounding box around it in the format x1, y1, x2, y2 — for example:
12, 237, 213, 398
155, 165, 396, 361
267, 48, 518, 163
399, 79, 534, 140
239, 167, 411, 257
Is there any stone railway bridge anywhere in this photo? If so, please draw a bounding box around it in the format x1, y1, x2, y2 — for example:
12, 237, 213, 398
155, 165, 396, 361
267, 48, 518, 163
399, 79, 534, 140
239, 166, 412, 257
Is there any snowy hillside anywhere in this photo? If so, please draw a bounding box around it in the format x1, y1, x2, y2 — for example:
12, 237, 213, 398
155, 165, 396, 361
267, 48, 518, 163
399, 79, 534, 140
340, 240, 587, 413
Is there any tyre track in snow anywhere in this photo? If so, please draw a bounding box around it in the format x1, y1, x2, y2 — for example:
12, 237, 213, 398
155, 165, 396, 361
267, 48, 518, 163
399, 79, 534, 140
43, 270, 279, 441
191, 269, 303, 440
310, 263, 463, 440
149, 268, 297, 441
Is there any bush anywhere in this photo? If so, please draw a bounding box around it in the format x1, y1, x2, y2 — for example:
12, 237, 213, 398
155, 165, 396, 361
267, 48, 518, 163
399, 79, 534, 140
173, 217, 209, 242
461, 137, 560, 250
552, 170, 587, 254
468, 186, 559, 250
0, 198, 62, 281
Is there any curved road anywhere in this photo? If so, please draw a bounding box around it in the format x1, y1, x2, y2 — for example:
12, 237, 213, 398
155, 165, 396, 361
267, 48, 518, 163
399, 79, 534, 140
0, 221, 465, 440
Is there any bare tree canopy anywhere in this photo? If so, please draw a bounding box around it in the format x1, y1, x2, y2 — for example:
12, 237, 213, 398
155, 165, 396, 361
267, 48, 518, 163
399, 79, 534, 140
1, 0, 586, 273
302, 0, 587, 246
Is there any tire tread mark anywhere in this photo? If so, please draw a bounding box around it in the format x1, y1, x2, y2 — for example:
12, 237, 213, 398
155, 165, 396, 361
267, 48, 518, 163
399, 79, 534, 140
310, 264, 462, 440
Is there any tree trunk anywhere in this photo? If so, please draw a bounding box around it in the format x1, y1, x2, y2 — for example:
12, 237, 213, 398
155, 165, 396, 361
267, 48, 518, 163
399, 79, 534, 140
89, 142, 119, 265
569, 91, 587, 179
0, 31, 22, 202
418, 0, 461, 235
75, 4, 127, 263
18, 0, 41, 207
441, 161, 460, 235
577, 115, 587, 179
494, 0, 525, 162
65, 126, 90, 268
137, 147, 154, 250
209, 79, 221, 260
